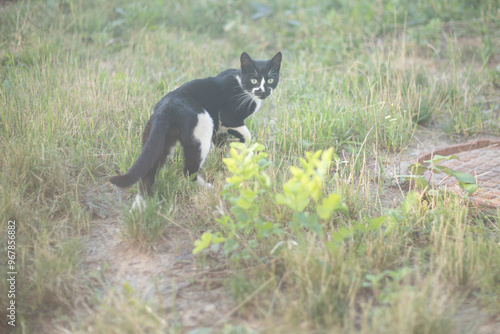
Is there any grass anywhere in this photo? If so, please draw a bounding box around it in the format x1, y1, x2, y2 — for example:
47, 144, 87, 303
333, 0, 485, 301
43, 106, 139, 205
1, 0, 499, 332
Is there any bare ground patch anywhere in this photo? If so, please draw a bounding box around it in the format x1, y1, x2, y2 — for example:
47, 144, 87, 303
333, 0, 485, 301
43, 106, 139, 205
82, 217, 234, 331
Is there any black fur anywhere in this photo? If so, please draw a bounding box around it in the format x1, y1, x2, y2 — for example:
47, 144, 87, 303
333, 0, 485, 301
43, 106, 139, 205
110, 52, 282, 196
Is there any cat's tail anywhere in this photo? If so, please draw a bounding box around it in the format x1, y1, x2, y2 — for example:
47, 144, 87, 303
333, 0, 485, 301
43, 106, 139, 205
109, 118, 168, 188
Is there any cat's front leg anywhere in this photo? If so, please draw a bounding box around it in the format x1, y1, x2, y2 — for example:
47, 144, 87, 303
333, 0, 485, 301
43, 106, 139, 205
219, 124, 251, 143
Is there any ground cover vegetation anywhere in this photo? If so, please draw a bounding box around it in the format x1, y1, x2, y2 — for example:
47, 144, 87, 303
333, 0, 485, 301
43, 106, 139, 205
1, 0, 499, 332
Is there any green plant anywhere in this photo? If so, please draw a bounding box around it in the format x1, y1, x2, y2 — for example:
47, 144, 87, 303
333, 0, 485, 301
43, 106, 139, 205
379, 190, 430, 236
193, 142, 279, 260
194, 143, 349, 259
405, 154, 479, 196
362, 267, 412, 304
121, 197, 171, 246
276, 148, 348, 235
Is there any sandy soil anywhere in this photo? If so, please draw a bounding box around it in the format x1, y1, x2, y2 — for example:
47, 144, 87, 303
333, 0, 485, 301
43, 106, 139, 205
84, 217, 234, 330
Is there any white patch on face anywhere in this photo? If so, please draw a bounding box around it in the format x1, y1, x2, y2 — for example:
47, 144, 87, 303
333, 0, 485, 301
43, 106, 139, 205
235, 74, 263, 113
193, 110, 214, 168
131, 194, 146, 212
251, 78, 265, 95
259, 77, 265, 92
251, 78, 269, 110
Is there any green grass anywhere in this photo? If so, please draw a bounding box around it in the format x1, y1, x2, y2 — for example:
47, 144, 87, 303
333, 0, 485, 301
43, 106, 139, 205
1, 0, 499, 332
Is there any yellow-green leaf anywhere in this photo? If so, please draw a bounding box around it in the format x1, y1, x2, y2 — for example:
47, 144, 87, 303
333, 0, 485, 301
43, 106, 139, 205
317, 193, 342, 219
193, 232, 213, 254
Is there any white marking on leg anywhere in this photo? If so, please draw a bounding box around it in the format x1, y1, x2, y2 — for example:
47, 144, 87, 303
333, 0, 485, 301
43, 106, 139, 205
218, 124, 251, 142
196, 175, 213, 190
192, 110, 214, 188
230, 125, 252, 142
131, 194, 146, 212
193, 110, 214, 167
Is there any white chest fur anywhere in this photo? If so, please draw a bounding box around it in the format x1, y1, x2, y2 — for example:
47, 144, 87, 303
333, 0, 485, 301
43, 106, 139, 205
253, 98, 262, 114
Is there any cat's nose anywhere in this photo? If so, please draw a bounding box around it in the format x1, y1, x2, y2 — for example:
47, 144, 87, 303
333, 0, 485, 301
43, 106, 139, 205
255, 90, 269, 99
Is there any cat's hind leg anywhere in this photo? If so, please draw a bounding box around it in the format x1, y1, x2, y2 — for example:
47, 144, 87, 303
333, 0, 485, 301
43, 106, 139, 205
130, 163, 161, 212
182, 110, 214, 189
132, 136, 177, 211
131, 193, 147, 212
131, 158, 164, 212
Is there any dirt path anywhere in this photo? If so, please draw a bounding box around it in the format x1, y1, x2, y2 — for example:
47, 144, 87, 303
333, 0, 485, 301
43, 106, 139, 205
84, 217, 233, 330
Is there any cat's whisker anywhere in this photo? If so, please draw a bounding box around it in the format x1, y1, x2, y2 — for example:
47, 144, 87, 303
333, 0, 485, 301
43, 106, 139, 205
234, 92, 255, 112
234, 95, 249, 111
234, 91, 250, 102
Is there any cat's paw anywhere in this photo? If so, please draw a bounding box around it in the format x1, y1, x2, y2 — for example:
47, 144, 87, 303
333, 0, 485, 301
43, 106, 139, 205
130, 194, 147, 213
196, 176, 214, 190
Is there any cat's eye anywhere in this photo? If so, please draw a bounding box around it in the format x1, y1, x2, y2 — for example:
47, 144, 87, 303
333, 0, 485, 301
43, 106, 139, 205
250, 78, 258, 85
267, 78, 274, 84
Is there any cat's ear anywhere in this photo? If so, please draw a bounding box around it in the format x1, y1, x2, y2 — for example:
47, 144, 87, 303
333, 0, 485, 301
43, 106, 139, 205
240, 52, 254, 70
271, 51, 282, 67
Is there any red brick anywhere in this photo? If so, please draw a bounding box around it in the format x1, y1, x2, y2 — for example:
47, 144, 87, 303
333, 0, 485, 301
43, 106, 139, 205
415, 140, 500, 208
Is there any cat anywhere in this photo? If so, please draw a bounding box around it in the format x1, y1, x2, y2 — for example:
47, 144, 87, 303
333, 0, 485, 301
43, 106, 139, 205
110, 51, 282, 209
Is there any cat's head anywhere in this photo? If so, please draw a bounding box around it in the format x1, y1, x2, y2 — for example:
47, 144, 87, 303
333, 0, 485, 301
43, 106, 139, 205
239, 51, 282, 100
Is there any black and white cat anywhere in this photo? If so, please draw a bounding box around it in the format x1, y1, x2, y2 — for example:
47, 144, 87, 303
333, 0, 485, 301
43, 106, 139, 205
110, 52, 282, 208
